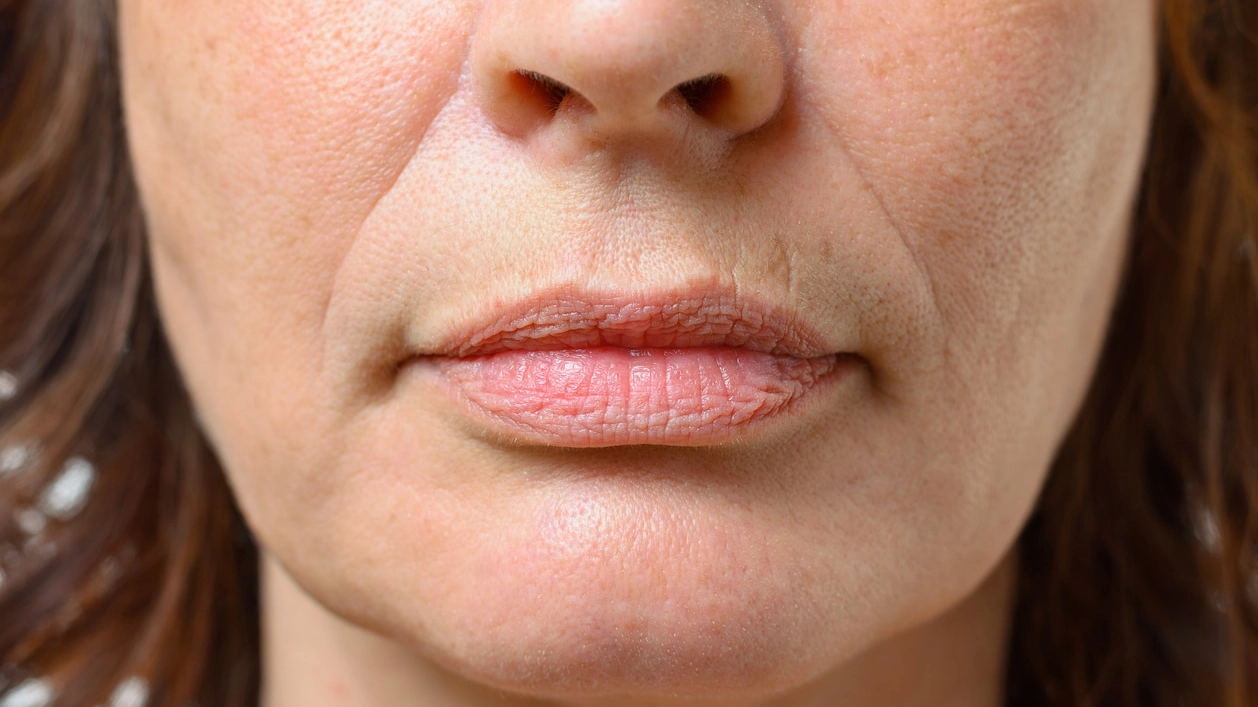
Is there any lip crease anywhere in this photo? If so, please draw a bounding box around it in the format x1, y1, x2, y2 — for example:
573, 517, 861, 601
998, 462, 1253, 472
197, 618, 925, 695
409, 289, 852, 447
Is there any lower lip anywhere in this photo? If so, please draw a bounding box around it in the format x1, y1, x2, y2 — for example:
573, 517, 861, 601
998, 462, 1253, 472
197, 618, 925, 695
420, 347, 848, 447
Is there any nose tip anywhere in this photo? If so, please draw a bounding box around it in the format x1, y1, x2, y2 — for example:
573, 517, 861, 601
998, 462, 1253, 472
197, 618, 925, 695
471, 0, 786, 142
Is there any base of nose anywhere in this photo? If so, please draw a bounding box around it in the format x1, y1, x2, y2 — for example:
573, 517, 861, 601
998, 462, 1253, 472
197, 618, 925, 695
471, 0, 786, 142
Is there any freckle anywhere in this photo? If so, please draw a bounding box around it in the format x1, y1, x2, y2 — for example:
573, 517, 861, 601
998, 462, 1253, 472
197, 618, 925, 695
938, 229, 962, 247
819, 240, 835, 263
864, 54, 893, 82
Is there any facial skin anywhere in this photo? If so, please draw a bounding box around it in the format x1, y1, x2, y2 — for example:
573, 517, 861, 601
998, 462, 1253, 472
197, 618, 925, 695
118, 1, 1156, 705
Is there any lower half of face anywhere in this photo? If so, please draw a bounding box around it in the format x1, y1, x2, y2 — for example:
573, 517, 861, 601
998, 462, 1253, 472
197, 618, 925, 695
120, 0, 1155, 698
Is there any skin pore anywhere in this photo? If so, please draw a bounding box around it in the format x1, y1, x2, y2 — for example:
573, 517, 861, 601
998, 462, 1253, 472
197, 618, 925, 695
117, 1, 1156, 706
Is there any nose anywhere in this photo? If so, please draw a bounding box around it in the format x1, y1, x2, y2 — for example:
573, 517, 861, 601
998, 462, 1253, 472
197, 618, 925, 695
470, 0, 786, 145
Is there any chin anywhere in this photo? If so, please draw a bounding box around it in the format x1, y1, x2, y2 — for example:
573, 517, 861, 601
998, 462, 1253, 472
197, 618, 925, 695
328, 486, 872, 702
409, 588, 845, 702
253, 405, 1020, 705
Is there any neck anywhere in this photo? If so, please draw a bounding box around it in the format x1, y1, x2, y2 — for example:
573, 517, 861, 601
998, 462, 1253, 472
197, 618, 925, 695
260, 552, 1015, 707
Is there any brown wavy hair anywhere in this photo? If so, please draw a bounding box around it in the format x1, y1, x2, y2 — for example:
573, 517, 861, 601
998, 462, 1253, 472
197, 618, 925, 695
1, 0, 1256, 705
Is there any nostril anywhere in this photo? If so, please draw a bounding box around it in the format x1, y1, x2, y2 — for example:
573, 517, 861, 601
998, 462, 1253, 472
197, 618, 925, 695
673, 73, 730, 119
513, 70, 574, 114
512, 70, 732, 120
472, 2, 786, 141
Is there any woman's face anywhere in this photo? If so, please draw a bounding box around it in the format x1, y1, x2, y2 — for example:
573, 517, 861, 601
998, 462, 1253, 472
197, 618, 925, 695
119, 0, 1155, 699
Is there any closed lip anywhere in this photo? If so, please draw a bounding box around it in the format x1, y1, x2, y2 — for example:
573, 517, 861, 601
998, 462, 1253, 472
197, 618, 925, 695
406, 285, 854, 447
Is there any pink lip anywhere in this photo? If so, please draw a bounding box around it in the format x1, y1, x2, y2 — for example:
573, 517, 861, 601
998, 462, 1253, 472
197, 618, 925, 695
409, 289, 853, 447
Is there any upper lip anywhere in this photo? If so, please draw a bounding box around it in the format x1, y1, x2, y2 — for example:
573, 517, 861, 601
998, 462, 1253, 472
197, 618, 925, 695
419, 284, 834, 358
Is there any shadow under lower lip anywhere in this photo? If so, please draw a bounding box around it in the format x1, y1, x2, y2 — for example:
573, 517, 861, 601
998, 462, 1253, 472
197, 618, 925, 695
430, 347, 842, 447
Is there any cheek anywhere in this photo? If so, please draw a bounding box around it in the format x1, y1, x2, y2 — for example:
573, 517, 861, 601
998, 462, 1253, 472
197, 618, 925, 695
120, 0, 473, 495
802, 0, 1154, 333
791, 0, 1155, 472
122, 0, 472, 353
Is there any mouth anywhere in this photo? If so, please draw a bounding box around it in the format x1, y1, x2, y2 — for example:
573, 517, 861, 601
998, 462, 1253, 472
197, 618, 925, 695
406, 288, 858, 447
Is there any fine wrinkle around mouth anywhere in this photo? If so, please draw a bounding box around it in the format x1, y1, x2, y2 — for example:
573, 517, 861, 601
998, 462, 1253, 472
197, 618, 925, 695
439, 294, 830, 358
